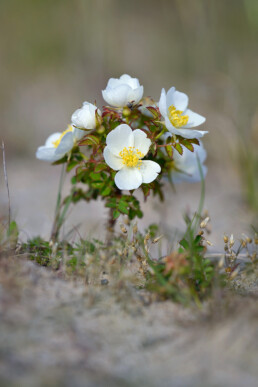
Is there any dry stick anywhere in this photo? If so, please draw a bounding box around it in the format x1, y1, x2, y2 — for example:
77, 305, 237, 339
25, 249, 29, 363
1, 141, 11, 229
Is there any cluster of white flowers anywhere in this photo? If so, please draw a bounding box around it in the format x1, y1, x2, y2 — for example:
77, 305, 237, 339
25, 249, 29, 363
36, 74, 208, 190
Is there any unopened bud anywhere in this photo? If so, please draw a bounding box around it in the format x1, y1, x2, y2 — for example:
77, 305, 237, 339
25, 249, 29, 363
144, 233, 150, 242
230, 267, 240, 280
206, 240, 213, 246
242, 233, 252, 244
224, 235, 228, 244
200, 217, 210, 229
133, 223, 138, 234
96, 125, 105, 134
240, 239, 247, 248
122, 107, 131, 117
153, 235, 163, 244
218, 256, 224, 269
229, 234, 234, 248
120, 224, 127, 234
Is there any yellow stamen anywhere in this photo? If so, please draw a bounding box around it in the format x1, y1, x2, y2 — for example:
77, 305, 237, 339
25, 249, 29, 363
168, 105, 188, 128
119, 146, 144, 168
52, 125, 73, 148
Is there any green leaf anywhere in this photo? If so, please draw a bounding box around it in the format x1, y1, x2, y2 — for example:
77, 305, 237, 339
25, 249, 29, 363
7, 220, 19, 238
174, 143, 183, 155
118, 201, 129, 214
90, 172, 102, 181
189, 138, 200, 146
7, 220, 19, 247
113, 210, 120, 219
179, 238, 189, 250
180, 139, 194, 152
95, 163, 107, 172
91, 182, 104, 189
165, 145, 173, 158
101, 186, 111, 196
146, 107, 160, 119
105, 198, 117, 208
79, 135, 100, 146
52, 155, 67, 165
66, 160, 79, 172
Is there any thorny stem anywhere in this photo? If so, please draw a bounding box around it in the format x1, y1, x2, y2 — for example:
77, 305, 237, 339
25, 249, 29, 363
106, 207, 117, 244
106, 187, 121, 244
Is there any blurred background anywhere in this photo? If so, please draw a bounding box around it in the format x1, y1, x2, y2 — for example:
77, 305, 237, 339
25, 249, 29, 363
0, 0, 257, 245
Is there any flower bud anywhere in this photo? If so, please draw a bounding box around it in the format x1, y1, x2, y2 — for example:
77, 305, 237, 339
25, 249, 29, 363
224, 235, 228, 244
123, 107, 131, 117
200, 217, 210, 229
229, 234, 234, 248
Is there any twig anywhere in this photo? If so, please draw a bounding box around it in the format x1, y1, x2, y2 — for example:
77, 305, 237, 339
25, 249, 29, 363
1, 141, 11, 228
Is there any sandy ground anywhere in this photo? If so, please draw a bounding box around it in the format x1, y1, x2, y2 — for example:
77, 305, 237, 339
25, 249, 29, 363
0, 156, 257, 387
0, 256, 257, 387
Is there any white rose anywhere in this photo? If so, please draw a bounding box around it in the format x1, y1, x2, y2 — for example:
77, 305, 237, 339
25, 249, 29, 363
103, 124, 161, 190
102, 74, 144, 108
71, 102, 100, 130
36, 125, 85, 162
159, 87, 208, 139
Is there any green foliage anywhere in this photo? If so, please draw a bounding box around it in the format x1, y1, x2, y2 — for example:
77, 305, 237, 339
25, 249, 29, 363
146, 216, 225, 305
106, 195, 143, 220
0, 220, 19, 252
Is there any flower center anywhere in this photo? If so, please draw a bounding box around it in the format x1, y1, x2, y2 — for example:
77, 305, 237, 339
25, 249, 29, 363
52, 125, 73, 148
119, 147, 144, 168
168, 105, 189, 128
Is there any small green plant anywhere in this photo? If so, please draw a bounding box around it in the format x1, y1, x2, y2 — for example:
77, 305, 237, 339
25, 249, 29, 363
145, 214, 225, 305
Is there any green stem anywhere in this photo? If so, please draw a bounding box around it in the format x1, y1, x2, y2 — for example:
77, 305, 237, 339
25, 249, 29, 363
50, 164, 67, 242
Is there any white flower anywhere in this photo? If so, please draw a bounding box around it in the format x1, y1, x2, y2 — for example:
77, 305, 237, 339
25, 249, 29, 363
103, 124, 161, 190
170, 141, 207, 183
71, 102, 100, 130
159, 87, 208, 139
102, 74, 144, 108
36, 125, 85, 162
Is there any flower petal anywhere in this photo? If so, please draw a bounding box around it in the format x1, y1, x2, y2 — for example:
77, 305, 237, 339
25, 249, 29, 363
140, 160, 161, 184
102, 84, 132, 107
103, 147, 123, 170
172, 142, 207, 183
158, 88, 168, 117
36, 146, 63, 162
106, 124, 134, 156
133, 129, 151, 156
165, 117, 208, 139
73, 128, 85, 142
45, 133, 62, 148
169, 90, 188, 111
120, 74, 141, 88
115, 167, 142, 190
55, 132, 74, 155
127, 85, 144, 104
177, 128, 208, 139
71, 102, 98, 130
182, 109, 206, 128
